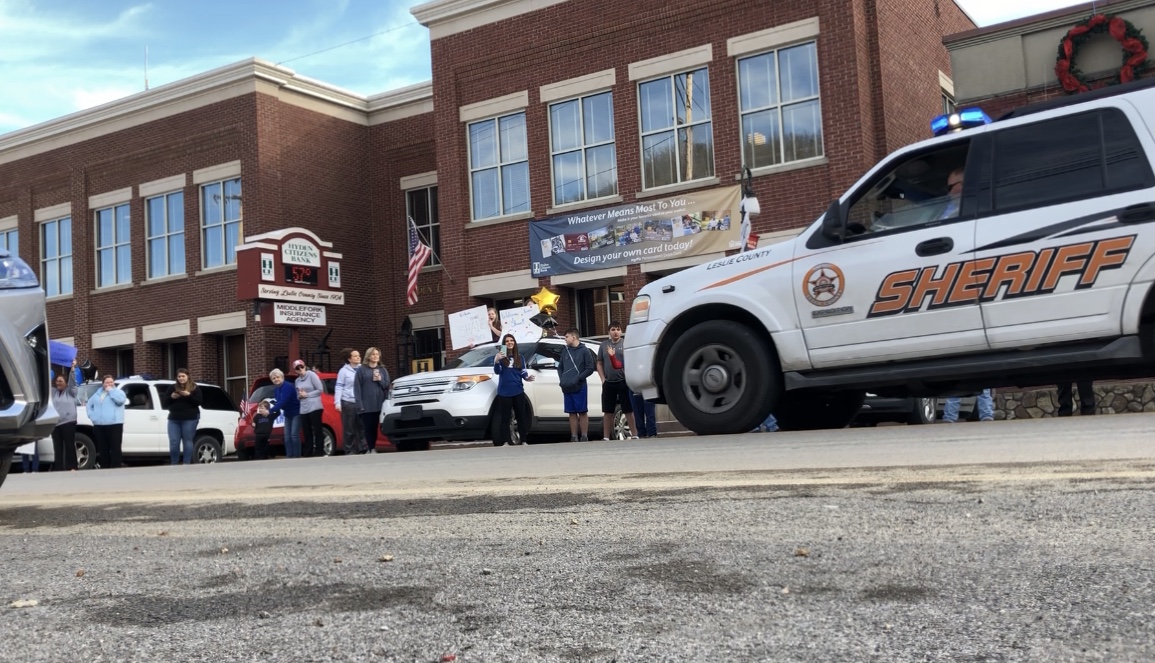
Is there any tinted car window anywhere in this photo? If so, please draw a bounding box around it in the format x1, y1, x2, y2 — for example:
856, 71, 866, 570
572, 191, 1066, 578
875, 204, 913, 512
992, 108, 1152, 213
200, 386, 236, 411
248, 384, 276, 403
322, 378, 336, 394
122, 384, 153, 410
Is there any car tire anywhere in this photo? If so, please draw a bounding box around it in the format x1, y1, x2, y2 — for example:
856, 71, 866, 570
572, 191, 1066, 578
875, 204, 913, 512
0, 451, 11, 489
662, 320, 777, 436
907, 397, 938, 425
613, 407, 629, 440
775, 391, 866, 431
75, 432, 97, 470
194, 436, 222, 464
322, 427, 336, 456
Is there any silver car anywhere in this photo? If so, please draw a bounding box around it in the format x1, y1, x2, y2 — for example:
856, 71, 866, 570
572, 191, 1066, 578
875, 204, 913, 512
0, 247, 57, 489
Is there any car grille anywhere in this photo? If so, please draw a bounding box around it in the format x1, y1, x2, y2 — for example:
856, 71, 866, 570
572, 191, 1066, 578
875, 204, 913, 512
390, 377, 456, 404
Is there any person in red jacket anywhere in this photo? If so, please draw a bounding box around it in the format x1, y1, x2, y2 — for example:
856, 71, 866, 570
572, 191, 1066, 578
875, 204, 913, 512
597, 322, 638, 441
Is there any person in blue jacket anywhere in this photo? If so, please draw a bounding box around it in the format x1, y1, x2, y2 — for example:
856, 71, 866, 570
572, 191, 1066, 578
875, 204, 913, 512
493, 334, 535, 446
267, 368, 301, 458
87, 375, 127, 468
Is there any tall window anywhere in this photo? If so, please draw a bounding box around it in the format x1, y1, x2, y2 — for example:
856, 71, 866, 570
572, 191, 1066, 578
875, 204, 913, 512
223, 334, 247, 406
942, 90, 957, 115
95, 203, 132, 288
0, 227, 16, 255
738, 42, 823, 170
550, 92, 617, 206
468, 113, 529, 220
146, 191, 185, 279
201, 178, 242, 269
116, 348, 135, 378
40, 217, 72, 297
639, 68, 714, 189
406, 186, 440, 266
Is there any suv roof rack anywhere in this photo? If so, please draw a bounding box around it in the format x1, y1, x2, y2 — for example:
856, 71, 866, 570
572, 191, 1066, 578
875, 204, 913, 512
999, 76, 1155, 121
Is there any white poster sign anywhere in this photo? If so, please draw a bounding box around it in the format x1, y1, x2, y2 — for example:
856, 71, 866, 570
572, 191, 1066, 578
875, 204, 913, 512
448, 305, 491, 350
500, 304, 542, 344
272, 302, 327, 327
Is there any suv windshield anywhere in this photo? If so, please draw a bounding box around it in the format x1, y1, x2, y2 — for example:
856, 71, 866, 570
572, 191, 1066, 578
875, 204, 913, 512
444, 345, 502, 370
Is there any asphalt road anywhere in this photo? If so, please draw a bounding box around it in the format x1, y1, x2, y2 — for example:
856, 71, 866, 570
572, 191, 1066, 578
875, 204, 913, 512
2, 415, 1154, 662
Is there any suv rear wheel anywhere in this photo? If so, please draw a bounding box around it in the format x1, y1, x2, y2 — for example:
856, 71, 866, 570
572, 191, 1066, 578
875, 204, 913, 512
194, 436, 222, 463
321, 427, 336, 456
662, 320, 777, 435
908, 397, 938, 425
75, 432, 97, 470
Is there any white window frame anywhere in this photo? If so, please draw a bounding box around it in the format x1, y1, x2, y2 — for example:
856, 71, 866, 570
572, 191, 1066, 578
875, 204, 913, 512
467, 112, 530, 221
736, 40, 824, 171
406, 186, 441, 267
0, 226, 16, 255
200, 177, 243, 269
40, 217, 73, 298
637, 67, 716, 190
94, 203, 132, 288
548, 91, 618, 207
145, 190, 186, 279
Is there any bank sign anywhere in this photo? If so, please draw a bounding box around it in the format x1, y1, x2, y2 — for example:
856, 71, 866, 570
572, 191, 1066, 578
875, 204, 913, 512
529, 186, 742, 276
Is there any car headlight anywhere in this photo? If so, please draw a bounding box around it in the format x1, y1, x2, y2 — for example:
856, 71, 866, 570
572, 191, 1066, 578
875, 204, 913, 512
629, 295, 650, 324
451, 375, 492, 391
0, 254, 39, 289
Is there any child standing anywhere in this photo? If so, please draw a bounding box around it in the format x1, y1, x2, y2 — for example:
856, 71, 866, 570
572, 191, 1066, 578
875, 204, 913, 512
557, 328, 595, 442
253, 400, 274, 460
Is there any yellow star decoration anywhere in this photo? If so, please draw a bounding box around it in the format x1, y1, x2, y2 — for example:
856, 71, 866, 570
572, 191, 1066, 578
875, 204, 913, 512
530, 286, 560, 314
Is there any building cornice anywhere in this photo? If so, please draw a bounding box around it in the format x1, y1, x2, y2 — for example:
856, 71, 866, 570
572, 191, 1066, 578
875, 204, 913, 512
944, 0, 1148, 49
0, 57, 433, 165
411, 0, 569, 39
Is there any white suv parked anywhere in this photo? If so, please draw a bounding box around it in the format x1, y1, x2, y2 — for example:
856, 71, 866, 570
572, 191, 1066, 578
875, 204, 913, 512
381, 337, 625, 447
627, 79, 1155, 435
65, 378, 239, 467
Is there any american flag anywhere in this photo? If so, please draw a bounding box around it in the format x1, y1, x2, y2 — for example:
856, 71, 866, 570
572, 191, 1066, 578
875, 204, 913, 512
407, 216, 432, 306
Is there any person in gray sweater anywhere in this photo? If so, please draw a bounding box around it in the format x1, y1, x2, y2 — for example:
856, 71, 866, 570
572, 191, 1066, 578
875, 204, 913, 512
354, 347, 390, 454
293, 359, 326, 457
50, 369, 80, 470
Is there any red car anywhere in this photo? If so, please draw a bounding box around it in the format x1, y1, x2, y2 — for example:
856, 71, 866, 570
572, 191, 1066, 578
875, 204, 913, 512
234, 372, 395, 458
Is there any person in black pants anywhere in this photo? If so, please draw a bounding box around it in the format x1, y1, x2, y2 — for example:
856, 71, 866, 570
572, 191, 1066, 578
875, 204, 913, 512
50, 372, 80, 470
86, 376, 127, 468
355, 347, 391, 453
1057, 380, 1096, 416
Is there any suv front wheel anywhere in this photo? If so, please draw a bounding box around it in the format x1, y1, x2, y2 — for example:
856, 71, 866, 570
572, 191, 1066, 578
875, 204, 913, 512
662, 320, 777, 436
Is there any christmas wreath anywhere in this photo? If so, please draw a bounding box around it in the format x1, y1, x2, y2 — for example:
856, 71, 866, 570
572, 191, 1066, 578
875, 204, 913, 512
1055, 14, 1150, 94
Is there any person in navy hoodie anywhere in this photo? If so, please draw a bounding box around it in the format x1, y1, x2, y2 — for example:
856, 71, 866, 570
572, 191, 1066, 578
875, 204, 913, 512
493, 334, 535, 446
267, 368, 301, 458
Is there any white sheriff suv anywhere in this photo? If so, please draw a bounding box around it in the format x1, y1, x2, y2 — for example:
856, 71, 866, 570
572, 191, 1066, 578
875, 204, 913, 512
626, 79, 1155, 435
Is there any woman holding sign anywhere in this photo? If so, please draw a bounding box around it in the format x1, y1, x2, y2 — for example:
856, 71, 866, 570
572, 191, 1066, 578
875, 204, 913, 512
492, 334, 534, 446
488, 307, 502, 342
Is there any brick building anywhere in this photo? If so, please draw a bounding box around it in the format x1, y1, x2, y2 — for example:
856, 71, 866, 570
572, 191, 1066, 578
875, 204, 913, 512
944, 0, 1155, 117
0, 0, 974, 403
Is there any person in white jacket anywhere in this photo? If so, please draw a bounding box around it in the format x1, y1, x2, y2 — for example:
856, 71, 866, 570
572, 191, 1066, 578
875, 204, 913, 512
334, 348, 366, 454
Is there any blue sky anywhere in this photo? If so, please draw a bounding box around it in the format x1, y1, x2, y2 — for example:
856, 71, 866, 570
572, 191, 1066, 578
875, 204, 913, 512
0, 0, 1085, 136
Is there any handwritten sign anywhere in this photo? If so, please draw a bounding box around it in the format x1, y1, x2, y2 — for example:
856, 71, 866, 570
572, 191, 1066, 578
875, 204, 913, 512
500, 304, 541, 344
448, 305, 491, 349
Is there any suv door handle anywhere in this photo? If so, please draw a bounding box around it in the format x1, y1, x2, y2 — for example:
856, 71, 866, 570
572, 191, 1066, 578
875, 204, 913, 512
1119, 203, 1155, 224
915, 237, 954, 256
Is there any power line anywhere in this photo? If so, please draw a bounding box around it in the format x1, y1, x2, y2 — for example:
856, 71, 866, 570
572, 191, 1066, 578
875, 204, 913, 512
276, 21, 422, 66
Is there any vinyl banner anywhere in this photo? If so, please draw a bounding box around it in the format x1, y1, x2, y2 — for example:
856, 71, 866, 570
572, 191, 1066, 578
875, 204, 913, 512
529, 185, 743, 276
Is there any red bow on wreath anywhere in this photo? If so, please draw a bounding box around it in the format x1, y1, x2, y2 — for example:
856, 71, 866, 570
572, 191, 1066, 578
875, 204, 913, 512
1056, 14, 1150, 94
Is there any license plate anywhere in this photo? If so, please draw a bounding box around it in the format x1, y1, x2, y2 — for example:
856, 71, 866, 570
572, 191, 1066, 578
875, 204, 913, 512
400, 405, 422, 421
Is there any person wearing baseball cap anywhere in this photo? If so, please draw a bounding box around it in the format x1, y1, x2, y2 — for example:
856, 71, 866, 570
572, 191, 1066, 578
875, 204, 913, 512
293, 359, 326, 457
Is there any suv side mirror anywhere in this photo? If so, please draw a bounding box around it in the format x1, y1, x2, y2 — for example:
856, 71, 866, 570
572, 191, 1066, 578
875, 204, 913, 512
821, 199, 846, 242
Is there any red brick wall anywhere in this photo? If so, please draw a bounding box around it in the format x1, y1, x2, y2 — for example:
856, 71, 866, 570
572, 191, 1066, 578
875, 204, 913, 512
874, 0, 976, 154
